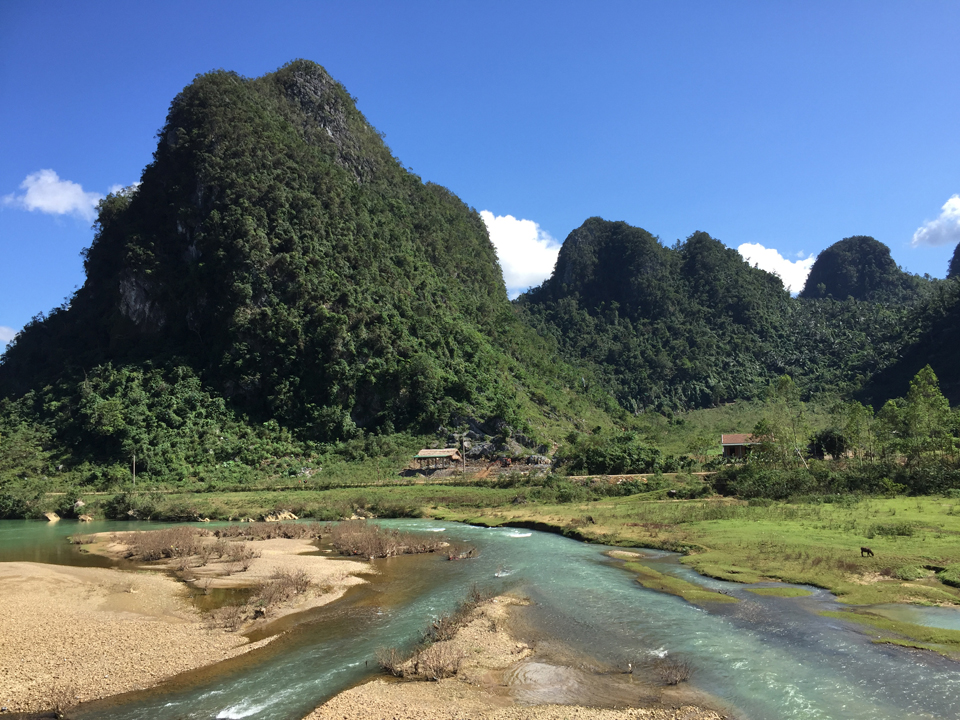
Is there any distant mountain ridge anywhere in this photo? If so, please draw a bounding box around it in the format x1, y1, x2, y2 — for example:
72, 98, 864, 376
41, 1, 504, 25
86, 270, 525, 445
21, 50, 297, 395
518, 219, 951, 411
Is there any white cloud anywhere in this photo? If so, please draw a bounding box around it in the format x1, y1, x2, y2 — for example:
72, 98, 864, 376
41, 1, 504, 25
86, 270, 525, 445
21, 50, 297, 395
2, 169, 102, 222
481, 210, 561, 298
738, 242, 817, 294
0, 326, 17, 346
911, 194, 960, 247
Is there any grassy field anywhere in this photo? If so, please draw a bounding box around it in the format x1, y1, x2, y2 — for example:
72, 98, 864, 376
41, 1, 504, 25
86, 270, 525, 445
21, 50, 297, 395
431, 493, 960, 607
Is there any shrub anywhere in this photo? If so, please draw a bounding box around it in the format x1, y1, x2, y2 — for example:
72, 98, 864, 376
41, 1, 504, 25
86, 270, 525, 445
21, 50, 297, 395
125, 526, 204, 561
865, 522, 916, 539
103, 491, 158, 520
253, 568, 312, 612
654, 657, 691, 686
0, 490, 31, 519
893, 566, 926, 581
376, 646, 406, 677
206, 604, 247, 631
938, 565, 960, 588
328, 519, 452, 558
415, 643, 466, 680
213, 522, 322, 541
226, 542, 261, 571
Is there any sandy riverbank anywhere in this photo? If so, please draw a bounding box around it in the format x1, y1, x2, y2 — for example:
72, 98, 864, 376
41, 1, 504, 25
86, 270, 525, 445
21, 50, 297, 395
303, 596, 729, 720
0, 533, 370, 714
0, 562, 257, 713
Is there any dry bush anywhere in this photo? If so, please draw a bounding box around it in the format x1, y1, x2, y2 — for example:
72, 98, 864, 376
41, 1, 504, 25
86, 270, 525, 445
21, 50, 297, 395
376, 646, 406, 677
328, 519, 449, 559
196, 543, 214, 567
206, 604, 247, 631
423, 585, 491, 644
213, 537, 228, 558
214, 522, 322, 541
252, 568, 312, 612
126, 526, 205, 561
414, 643, 465, 680
426, 613, 460, 643
289, 567, 311, 594
375, 587, 490, 682
48, 683, 79, 718
655, 657, 691, 686
446, 542, 477, 561
225, 542, 261, 571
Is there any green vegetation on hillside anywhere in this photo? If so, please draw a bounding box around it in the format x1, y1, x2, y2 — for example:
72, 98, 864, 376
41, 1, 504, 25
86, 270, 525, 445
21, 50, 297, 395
0, 61, 636, 494
1, 59, 958, 521
517, 221, 793, 411
516, 221, 942, 414
1, 61, 619, 450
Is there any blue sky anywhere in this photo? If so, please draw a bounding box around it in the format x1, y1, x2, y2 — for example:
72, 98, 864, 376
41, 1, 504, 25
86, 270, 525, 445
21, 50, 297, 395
2, 1, 959, 343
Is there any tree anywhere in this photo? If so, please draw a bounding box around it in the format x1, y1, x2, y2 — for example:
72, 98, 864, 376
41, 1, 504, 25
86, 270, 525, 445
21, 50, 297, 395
760, 375, 809, 467
902, 365, 953, 465
838, 400, 874, 468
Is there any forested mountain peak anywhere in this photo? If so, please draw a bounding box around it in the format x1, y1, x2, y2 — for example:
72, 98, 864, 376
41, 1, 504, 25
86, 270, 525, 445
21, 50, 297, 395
799, 235, 913, 302
0, 60, 529, 441
536, 218, 671, 316
518, 218, 793, 411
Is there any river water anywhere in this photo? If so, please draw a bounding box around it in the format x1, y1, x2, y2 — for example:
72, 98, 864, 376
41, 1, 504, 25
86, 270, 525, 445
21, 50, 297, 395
3, 519, 960, 719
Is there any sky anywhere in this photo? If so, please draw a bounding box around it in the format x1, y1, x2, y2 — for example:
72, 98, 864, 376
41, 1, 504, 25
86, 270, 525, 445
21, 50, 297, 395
2, 1, 959, 344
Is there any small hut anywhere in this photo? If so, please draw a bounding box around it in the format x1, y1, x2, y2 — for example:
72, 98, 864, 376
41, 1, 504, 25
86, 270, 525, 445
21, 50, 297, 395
720, 433, 758, 459
413, 448, 462, 470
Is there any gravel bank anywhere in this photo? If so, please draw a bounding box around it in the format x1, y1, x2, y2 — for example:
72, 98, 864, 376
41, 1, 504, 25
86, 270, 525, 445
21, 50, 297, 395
0, 538, 369, 715
0, 562, 255, 713
304, 597, 729, 720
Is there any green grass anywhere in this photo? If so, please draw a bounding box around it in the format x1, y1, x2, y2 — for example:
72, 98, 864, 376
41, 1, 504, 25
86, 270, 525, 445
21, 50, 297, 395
621, 561, 738, 605
821, 610, 960, 656
746, 587, 814, 597
433, 493, 960, 606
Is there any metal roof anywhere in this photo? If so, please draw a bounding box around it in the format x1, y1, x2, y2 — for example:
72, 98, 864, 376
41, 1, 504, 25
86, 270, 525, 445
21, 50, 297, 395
415, 448, 461, 458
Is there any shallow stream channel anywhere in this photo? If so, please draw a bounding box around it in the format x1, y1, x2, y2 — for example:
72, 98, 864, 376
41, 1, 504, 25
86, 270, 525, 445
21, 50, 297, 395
3, 519, 960, 719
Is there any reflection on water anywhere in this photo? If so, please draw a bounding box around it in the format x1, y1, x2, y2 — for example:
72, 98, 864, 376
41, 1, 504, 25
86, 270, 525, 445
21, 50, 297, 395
3, 518, 960, 720
866, 603, 960, 631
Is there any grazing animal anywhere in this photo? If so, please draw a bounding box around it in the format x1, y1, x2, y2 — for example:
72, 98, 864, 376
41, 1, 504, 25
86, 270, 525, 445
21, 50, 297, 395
861, 546, 874, 557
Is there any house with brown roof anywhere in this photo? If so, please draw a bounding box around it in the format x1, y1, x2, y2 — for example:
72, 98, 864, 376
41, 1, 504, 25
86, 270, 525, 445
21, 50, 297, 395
721, 433, 758, 459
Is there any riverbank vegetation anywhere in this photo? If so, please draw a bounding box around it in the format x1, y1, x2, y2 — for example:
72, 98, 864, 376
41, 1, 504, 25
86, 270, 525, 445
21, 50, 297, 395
377, 586, 494, 681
